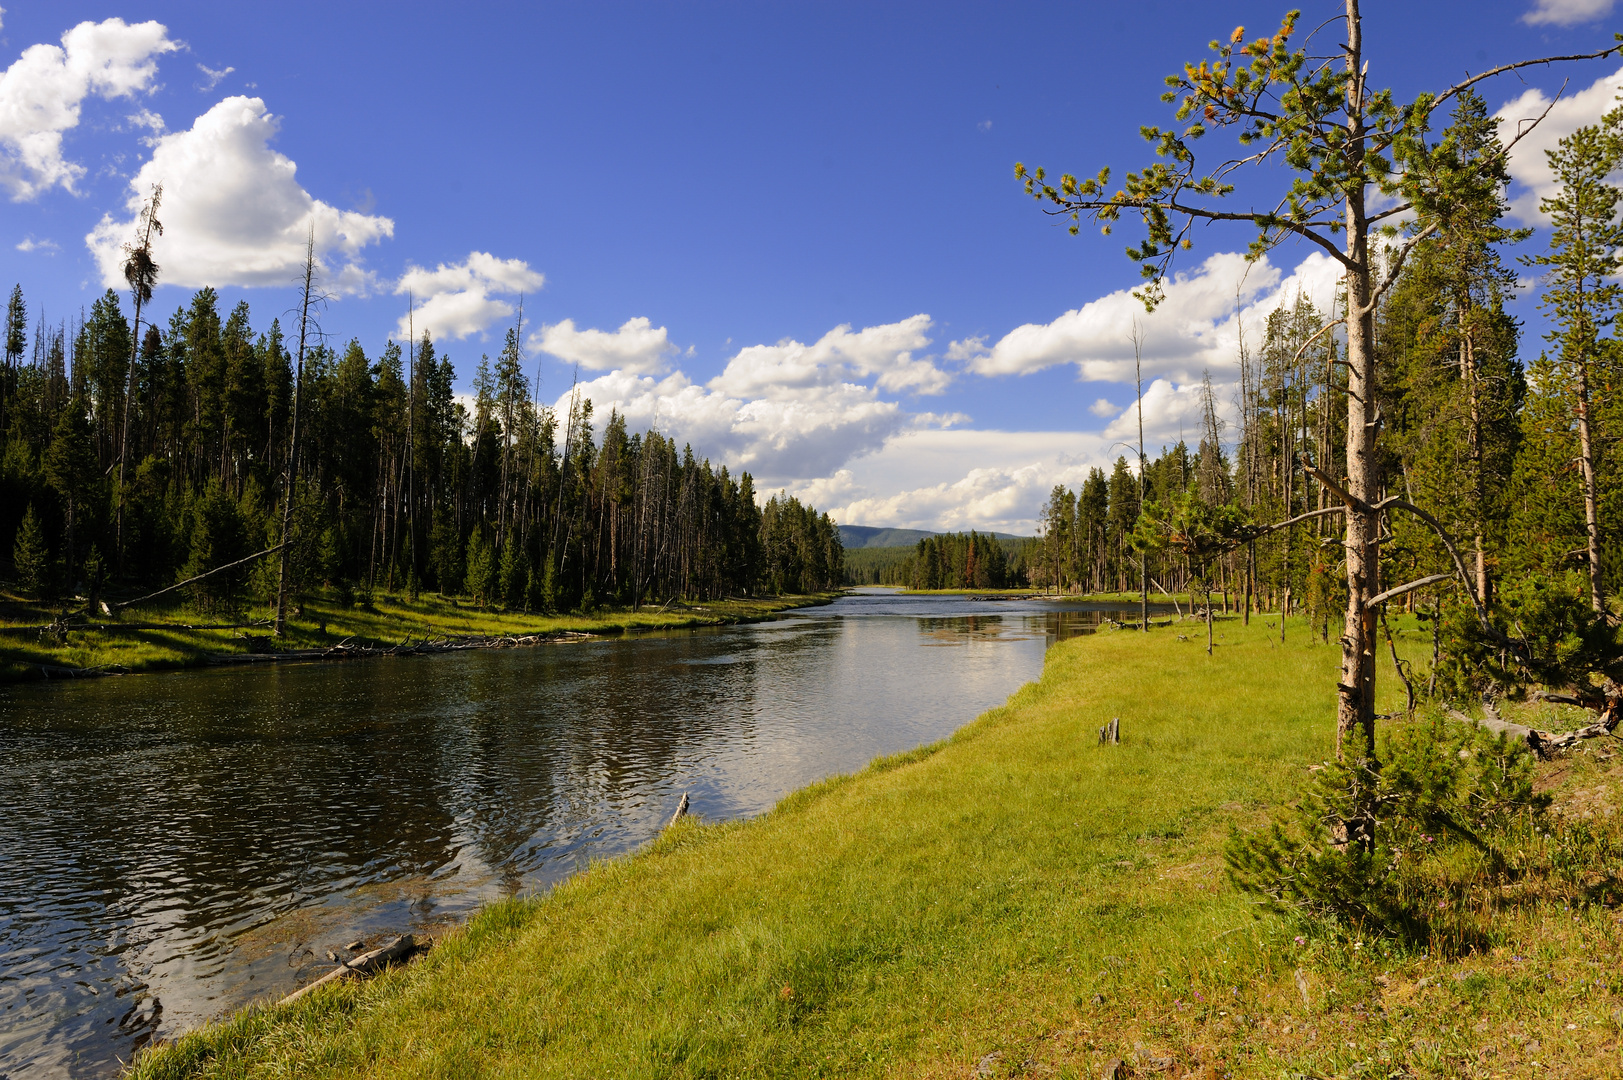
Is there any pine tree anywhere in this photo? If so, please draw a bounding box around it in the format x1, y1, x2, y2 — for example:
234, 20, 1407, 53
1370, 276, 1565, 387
1017, 0, 1619, 757
1521, 104, 1623, 612
3, 284, 26, 433
44, 395, 98, 586
465, 526, 497, 607
12, 504, 53, 598
185, 482, 250, 613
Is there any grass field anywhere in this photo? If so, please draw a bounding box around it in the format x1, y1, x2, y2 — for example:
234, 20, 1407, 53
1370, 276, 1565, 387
884, 588, 1204, 605
0, 591, 835, 682
129, 614, 1623, 1078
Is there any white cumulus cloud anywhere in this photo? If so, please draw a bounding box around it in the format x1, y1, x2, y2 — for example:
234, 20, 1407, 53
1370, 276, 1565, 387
1102, 376, 1236, 451
540, 315, 951, 486
1523, 0, 1614, 25
965, 250, 1342, 386
810, 429, 1115, 534
534, 316, 675, 375
555, 367, 908, 483
710, 314, 950, 398
0, 17, 178, 200
395, 251, 543, 341
85, 96, 395, 294
1498, 65, 1623, 225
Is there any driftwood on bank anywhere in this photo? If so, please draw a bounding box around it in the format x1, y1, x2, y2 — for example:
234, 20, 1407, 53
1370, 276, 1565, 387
1448, 694, 1621, 759
210, 631, 595, 666
0, 617, 272, 636
668, 791, 690, 828
278, 934, 419, 1006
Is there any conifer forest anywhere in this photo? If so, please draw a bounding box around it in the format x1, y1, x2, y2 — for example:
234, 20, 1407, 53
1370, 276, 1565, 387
1026, 92, 1623, 655
0, 284, 844, 615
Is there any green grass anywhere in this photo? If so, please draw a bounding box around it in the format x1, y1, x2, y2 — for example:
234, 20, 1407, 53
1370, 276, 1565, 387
893, 587, 1203, 607
129, 615, 1623, 1078
0, 591, 836, 681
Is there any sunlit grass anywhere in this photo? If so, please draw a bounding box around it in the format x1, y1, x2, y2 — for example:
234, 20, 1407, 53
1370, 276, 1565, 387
0, 590, 836, 681
126, 613, 1622, 1077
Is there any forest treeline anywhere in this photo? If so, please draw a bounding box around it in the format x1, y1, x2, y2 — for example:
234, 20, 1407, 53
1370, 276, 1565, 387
1030, 92, 1623, 642
0, 287, 843, 613
843, 532, 1031, 589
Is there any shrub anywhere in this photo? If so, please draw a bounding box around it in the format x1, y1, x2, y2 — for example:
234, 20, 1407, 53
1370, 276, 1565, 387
1224, 715, 1549, 940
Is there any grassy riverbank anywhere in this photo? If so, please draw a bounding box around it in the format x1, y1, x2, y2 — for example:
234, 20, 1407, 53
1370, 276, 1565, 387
131, 615, 1622, 1079
0, 591, 837, 682
890, 587, 1179, 601
894, 587, 1205, 608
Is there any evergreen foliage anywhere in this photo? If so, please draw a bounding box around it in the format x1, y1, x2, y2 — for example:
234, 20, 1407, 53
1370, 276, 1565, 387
0, 292, 842, 609
1225, 717, 1550, 941
11, 504, 52, 598
903, 531, 1020, 590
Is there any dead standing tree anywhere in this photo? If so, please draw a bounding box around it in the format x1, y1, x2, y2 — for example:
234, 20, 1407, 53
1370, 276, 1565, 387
274, 227, 324, 636
1017, 0, 1619, 761
115, 183, 162, 577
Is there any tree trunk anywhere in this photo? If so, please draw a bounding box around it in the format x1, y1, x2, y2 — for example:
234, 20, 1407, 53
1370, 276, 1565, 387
1574, 361, 1604, 613
274, 232, 315, 636
1462, 319, 1490, 606
1336, 0, 1379, 764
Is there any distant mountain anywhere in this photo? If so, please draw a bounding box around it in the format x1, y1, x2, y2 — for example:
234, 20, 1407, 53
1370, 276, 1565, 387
837, 525, 1029, 549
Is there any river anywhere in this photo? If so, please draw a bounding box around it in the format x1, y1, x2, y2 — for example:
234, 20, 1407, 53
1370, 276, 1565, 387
0, 590, 1160, 1078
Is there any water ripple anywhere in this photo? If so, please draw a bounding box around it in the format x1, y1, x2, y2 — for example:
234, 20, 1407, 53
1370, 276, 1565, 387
0, 592, 1149, 1078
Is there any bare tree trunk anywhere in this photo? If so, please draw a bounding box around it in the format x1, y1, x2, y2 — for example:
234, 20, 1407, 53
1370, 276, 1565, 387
1459, 323, 1487, 608
406, 306, 420, 599
115, 185, 162, 579
274, 230, 316, 636
1134, 319, 1148, 631
1575, 361, 1604, 613
1337, 0, 1379, 764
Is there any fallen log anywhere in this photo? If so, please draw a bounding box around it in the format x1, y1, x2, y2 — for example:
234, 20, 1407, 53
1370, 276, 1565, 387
32, 663, 106, 679
278, 934, 417, 1006
111, 542, 288, 612
0, 618, 272, 635
1448, 696, 1620, 759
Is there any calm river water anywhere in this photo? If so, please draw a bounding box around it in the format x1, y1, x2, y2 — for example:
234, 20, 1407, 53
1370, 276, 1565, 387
0, 590, 1155, 1078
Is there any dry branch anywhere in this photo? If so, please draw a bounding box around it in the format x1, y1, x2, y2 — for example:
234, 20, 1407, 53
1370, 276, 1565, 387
668, 791, 690, 828
1448, 695, 1621, 759
112, 543, 288, 612
278, 934, 419, 1006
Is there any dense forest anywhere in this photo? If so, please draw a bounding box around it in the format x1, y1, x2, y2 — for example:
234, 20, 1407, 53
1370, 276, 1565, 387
843, 532, 1031, 589
0, 283, 843, 615
1029, 92, 1623, 646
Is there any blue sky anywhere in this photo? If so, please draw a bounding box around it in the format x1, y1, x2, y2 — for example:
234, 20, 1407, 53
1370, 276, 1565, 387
3, 0, 1621, 532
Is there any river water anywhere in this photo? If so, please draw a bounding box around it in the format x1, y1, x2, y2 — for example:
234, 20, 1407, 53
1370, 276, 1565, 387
0, 590, 1156, 1078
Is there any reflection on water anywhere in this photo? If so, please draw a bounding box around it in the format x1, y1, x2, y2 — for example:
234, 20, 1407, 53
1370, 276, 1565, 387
0, 590, 1161, 1078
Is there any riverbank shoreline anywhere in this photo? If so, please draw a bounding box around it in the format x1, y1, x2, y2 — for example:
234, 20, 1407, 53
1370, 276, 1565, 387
0, 592, 840, 683
125, 614, 1623, 1079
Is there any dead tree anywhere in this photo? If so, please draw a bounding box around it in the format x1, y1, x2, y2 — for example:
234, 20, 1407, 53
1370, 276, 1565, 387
115, 183, 162, 578
275, 228, 319, 636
